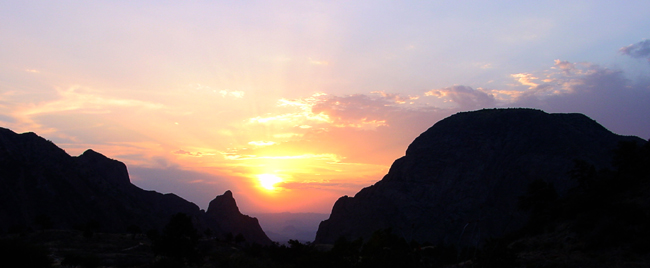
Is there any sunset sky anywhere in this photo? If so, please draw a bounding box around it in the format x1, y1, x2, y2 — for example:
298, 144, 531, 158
1, 1, 649, 214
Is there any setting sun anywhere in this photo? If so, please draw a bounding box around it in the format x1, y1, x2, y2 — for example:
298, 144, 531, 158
257, 174, 283, 191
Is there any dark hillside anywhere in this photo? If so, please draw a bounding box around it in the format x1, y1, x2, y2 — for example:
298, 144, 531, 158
316, 108, 645, 246
0, 127, 271, 245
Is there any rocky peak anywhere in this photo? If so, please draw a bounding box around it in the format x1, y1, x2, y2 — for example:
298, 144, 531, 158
206, 190, 240, 217
75, 149, 131, 187
0, 127, 273, 245
0, 127, 71, 167
315, 109, 646, 246
206, 191, 273, 245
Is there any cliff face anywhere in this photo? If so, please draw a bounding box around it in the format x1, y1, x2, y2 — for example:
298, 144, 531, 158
0, 127, 271, 245
315, 109, 645, 246
206, 191, 273, 245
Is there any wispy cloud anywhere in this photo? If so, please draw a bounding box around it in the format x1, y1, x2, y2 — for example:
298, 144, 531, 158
510, 73, 540, 89
424, 86, 496, 110
6, 86, 165, 135
173, 149, 207, 157
620, 39, 650, 62
224, 152, 343, 162
248, 141, 276, 147
309, 58, 329, 65
219, 90, 245, 98
511, 60, 650, 137
189, 84, 245, 98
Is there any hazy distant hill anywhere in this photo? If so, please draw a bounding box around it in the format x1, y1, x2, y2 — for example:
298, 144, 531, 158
0, 127, 272, 245
254, 212, 329, 244
315, 108, 646, 246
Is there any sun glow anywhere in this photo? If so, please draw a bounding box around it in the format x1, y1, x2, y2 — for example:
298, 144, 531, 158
257, 174, 283, 191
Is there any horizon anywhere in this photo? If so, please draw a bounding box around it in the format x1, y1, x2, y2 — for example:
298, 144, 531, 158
1, 1, 649, 214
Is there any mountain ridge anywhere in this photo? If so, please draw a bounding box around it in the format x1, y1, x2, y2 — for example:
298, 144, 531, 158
0, 127, 272, 245
315, 108, 645, 246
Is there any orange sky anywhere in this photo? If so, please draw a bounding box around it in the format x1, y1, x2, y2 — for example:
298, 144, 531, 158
1, 1, 649, 213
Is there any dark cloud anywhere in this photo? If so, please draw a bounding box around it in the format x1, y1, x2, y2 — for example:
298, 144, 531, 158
620, 39, 650, 62
513, 63, 650, 139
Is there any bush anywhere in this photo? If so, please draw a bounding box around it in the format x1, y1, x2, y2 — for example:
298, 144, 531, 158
151, 213, 201, 264
0, 238, 53, 268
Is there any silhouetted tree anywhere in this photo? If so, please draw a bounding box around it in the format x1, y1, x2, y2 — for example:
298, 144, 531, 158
331, 236, 363, 258
0, 238, 53, 268
359, 228, 415, 268
151, 213, 201, 264
235, 233, 246, 244
224, 232, 234, 243
569, 159, 597, 189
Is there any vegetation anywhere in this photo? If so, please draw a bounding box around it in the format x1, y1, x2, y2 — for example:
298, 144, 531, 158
505, 140, 650, 267
0, 238, 53, 268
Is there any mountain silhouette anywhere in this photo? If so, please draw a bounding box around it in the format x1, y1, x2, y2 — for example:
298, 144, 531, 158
0, 127, 272, 245
315, 108, 645, 246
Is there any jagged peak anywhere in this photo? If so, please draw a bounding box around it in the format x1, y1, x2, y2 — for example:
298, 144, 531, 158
223, 190, 233, 198
206, 190, 240, 216
75, 148, 131, 186
79, 149, 106, 159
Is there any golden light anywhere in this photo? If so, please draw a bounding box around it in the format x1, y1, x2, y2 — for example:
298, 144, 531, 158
257, 174, 283, 191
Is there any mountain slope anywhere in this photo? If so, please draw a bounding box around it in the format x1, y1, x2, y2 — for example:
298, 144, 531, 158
205, 190, 271, 244
315, 108, 645, 246
0, 127, 272, 245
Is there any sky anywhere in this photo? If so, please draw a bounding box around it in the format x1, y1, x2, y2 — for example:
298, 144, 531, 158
1, 1, 649, 214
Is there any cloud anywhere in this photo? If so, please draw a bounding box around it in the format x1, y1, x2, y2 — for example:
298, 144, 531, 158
277, 179, 377, 192
189, 84, 245, 98
5, 86, 166, 136
173, 149, 206, 157
224, 153, 343, 162
247, 93, 331, 126
620, 39, 650, 62
311, 94, 395, 129
309, 58, 329, 65
552, 59, 576, 75
511, 61, 650, 138
507, 60, 620, 103
510, 73, 540, 89
371, 91, 419, 104
424, 86, 496, 110
248, 141, 276, 147
219, 90, 245, 98
248, 92, 432, 133
473, 62, 493, 69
